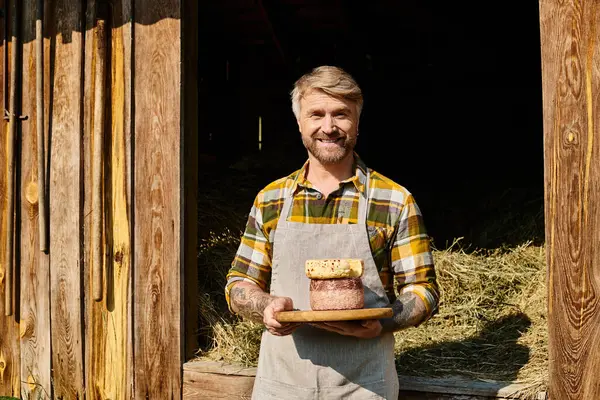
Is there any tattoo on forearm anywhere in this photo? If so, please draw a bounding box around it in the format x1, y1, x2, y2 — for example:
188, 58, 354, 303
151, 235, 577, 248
381, 292, 427, 333
230, 285, 273, 323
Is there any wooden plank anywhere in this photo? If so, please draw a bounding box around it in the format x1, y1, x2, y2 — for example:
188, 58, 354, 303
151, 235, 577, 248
183, 0, 199, 362
276, 308, 393, 322
47, 0, 85, 397
183, 360, 258, 377
182, 371, 255, 400
539, 0, 600, 399
0, 0, 20, 393
183, 361, 547, 399
395, 376, 543, 398
83, 0, 134, 399
0, 0, 20, 396
18, 0, 51, 397
133, 1, 182, 398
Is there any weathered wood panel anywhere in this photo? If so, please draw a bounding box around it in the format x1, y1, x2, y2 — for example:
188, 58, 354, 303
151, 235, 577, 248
84, 0, 134, 399
133, 1, 182, 398
182, 361, 546, 400
183, 0, 199, 361
47, 0, 85, 397
183, 371, 255, 400
18, 0, 51, 397
0, 0, 21, 393
539, 0, 600, 399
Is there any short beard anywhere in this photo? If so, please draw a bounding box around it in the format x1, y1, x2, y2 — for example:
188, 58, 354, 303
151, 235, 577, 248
302, 135, 357, 165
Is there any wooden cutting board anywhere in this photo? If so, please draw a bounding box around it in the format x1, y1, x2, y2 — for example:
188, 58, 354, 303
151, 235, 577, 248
275, 308, 393, 322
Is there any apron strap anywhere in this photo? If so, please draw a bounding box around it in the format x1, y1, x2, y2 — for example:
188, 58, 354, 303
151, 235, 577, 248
279, 165, 370, 224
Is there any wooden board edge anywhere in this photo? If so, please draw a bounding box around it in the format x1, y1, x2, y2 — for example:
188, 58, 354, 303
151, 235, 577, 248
183, 360, 547, 399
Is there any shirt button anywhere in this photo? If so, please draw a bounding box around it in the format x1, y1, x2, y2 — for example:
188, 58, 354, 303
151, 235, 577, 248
316, 193, 322, 200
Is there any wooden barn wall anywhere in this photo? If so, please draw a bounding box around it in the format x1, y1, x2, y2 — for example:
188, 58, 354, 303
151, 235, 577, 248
539, 0, 600, 399
19, 0, 51, 398
0, 0, 186, 398
0, 0, 21, 396
82, 0, 134, 399
133, 0, 182, 397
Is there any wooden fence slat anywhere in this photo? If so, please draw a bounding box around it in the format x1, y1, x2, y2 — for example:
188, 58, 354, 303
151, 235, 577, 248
47, 0, 85, 397
0, 1, 21, 393
18, 0, 51, 398
539, 0, 600, 399
84, 0, 134, 398
133, 1, 182, 398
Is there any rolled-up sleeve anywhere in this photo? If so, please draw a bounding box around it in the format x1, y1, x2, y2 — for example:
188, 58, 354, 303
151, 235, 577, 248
390, 194, 440, 323
225, 196, 272, 312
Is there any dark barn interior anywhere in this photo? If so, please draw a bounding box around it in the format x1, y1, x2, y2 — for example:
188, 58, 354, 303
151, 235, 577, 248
196, 0, 544, 249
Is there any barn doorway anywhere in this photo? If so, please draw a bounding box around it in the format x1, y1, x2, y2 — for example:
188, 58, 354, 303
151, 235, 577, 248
195, 0, 544, 250
189, 0, 546, 394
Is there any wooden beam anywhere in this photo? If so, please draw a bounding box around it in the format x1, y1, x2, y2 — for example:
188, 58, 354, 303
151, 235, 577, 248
133, 0, 182, 397
0, 1, 20, 394
539, 0, 600, 399
18, 0, 51, 397
182, 361, 547, 400
47, 0, 85, 397
84, 0, 134, 399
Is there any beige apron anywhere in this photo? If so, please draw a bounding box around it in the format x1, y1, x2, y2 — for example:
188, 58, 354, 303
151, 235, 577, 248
252, 170, 400, 400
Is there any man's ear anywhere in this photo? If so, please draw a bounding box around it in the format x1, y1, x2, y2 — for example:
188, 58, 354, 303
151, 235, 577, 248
296, 118, 302, 132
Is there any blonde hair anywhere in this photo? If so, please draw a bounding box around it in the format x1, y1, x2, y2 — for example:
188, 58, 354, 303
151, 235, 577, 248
290, 66, 363, 119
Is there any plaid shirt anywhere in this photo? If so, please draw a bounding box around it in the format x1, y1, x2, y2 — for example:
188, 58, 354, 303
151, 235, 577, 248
226, 155, 439, 322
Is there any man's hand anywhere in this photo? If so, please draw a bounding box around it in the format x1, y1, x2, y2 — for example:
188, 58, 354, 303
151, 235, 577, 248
230, 282, 300, 336
263, 296, 301, 336
310, 319, 382, 339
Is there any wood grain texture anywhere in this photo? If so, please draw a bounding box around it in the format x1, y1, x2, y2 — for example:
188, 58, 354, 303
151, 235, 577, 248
133, 1, 182, 398
276, 308, 393, 322
91, 9, 106, 303
0, 2, 21, 392
84, 0, 134, 398
182, 361, 546, 400
18, 0, 51, 397
47, 0, 85, 397
539, 0, 600, 399
4, 0, 18, 318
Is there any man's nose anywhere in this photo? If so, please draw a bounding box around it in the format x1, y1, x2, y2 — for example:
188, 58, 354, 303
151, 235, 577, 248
321, 115, 337, 134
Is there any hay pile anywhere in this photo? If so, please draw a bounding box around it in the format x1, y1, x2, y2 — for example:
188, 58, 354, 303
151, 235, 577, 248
195, 165, 548, 399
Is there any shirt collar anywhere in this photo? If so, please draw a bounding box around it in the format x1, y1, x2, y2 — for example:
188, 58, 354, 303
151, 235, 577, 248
292, 153, 368, 195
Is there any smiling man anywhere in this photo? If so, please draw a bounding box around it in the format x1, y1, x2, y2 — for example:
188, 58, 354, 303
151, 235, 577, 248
225, 65, 440, 399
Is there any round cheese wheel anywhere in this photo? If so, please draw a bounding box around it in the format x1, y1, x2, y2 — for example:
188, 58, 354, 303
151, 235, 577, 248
309, 277, 364, 311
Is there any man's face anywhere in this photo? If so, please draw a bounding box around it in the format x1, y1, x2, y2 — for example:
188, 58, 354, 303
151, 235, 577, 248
297, 90, 359, 165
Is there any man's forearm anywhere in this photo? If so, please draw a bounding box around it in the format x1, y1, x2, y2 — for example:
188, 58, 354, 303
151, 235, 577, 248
229, 282, 274, 323
381, 292, 428, 333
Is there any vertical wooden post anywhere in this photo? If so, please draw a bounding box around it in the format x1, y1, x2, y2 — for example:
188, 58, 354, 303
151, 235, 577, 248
84, 0, 134, 399
47, 0, 85, 397
0, 0, 20, 394
133, 1, 183, 398
19, 0, 51, 397
539, 0, 600, 398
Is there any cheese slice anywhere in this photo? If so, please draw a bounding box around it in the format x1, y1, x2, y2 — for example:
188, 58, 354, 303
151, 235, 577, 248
305, 259, 364, 279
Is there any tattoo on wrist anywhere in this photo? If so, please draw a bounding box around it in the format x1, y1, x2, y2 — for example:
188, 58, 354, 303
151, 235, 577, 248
230, 285, 272, 323
381, 292, 427, 333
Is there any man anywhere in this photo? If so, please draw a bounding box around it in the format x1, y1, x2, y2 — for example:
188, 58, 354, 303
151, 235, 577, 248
225, 65, 439, 399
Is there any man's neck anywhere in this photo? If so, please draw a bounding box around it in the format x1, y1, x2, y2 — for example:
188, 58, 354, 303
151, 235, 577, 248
306, 154, 354, 197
